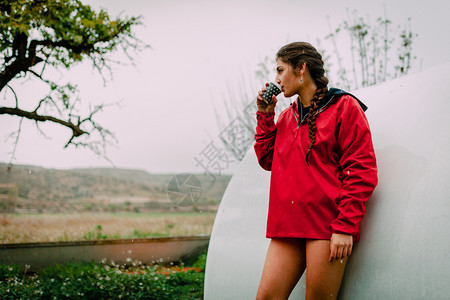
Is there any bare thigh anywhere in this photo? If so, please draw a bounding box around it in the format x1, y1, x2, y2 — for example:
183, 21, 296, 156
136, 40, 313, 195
256, 238, 306, 300
305, 239, 348, 300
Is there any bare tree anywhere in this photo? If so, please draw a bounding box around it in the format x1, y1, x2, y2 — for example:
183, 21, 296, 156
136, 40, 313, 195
325, 8, 418, 90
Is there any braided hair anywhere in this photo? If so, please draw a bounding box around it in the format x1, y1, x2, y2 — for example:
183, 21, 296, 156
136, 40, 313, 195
276, 42, 329, 164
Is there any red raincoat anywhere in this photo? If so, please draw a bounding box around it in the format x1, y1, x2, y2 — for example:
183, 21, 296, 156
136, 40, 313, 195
254, 91, 378, 242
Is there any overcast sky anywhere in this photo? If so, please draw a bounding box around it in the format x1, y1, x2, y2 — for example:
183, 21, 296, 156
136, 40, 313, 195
1, 0, 449, 174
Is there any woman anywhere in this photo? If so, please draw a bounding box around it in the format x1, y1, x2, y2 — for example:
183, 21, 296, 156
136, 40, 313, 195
254, 42, 378, 299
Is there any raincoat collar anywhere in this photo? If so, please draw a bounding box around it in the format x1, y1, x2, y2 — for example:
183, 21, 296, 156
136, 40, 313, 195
291, 87, 368, 125
324, 88, 368, 112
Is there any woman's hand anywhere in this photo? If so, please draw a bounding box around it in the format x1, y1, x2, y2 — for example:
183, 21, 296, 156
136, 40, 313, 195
257, 83, 278, 114
329, 233, 353, 262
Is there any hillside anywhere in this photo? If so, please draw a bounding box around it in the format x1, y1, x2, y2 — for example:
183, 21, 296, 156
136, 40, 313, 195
0, 163, 232, 213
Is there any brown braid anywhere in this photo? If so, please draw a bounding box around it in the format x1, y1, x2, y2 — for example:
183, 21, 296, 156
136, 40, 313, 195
306, 86, 328, 163
276, 42, 329, 164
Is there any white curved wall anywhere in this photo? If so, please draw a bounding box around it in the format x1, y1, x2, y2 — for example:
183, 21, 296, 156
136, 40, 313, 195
204, 63, 450, 299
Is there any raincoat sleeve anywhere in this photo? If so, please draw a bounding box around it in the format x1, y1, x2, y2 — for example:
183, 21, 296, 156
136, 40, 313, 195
330, 96, 378, 237
254, 111, 277, 171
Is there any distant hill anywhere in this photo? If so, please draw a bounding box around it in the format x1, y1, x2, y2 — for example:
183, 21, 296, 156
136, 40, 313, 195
0, 163, 232, 213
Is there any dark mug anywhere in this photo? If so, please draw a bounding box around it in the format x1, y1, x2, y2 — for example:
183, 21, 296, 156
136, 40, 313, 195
262, 82, 281, 105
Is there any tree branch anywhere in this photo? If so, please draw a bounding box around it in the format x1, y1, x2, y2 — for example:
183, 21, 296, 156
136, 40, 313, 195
0, 106, 86, 137
5, 85, 18, 108
8, 118, 24, 168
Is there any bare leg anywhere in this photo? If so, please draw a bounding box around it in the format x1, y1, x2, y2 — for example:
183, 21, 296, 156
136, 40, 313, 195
256, 238, 306, 300
305, 239, 348, 300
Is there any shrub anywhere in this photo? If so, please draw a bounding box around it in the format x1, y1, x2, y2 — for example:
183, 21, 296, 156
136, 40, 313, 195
0, 251, 207, 299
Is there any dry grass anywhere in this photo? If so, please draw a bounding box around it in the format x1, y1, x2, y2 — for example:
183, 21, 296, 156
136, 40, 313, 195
0, 212, 216, 244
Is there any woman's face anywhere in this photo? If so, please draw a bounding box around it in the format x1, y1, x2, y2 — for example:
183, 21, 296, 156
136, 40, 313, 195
275, 59, 303, 98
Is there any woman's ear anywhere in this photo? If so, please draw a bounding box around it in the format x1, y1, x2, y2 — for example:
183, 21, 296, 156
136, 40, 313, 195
297, 63, 306, 75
